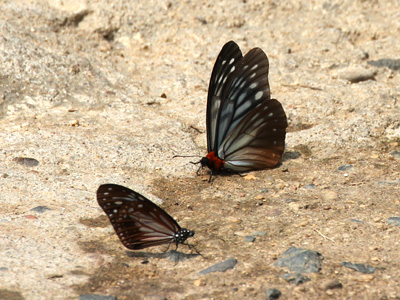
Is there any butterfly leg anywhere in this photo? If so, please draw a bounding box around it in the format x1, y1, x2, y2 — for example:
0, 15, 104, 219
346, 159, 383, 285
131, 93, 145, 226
163, 242, 172, 254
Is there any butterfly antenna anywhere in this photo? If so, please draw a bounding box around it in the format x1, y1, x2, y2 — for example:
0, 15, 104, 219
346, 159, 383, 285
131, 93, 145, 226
195, 164, 203, 176
172, 154, 202, 159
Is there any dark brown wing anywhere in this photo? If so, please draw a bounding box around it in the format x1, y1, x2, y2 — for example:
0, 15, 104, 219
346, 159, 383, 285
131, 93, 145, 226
207, 41, 243, 153
215, 47, 271, 151
96, 184, 182, 250
219, 99, 287, 172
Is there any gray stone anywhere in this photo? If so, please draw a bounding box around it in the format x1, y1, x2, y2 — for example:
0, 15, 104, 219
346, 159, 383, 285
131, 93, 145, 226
30, 206, 51, 213
338, 164, 354, 171
199, 258, 238, 275
280, 273, 311, 285
274, 247, 323, 273
244, 236, 255, 243
341, 262, 375, 274
266, 288, 282, 300
387, 217, 400, 226
390, 151, 400, 159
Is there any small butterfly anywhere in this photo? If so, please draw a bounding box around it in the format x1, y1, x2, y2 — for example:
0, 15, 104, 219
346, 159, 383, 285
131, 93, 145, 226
97, 184, 194, 250
199, 41, 288, 176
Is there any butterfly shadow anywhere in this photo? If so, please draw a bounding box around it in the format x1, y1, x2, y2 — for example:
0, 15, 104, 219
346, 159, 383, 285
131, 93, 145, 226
126, 249, 200, 263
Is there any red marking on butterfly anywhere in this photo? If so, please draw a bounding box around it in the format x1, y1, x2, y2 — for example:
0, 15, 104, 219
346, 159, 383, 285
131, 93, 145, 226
199, 41, 288, 176
97, 184, 194, 250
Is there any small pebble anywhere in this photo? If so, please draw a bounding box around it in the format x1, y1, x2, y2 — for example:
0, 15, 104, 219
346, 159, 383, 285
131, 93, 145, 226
193, 278, 206, 287
31, 206, 51, 213
13, 157, 39, 167
266, 288, 282, 300
390, 151, 400, 159
199, 258, 238, 275
387, 217, 400, 226
274, 247, 324, 273
244, 236, 255, 243
341, 261, 375, 274
319, 279, 343, 290
280, 273, 310, 285
354, 274, 375, 282
349, 219, 364, 223
79, 294, 117, 300
285, 198, 298, 203
321, 190, 339, 201
337, 67, 375, 83
70, 119, 80, 126
337, 164, 354, 171
303, 184, 315, 190
252, 231, 267, 236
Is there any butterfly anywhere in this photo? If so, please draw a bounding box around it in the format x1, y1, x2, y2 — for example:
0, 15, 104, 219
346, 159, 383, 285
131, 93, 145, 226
96, 184, 194, 250
199, 41, 288, 175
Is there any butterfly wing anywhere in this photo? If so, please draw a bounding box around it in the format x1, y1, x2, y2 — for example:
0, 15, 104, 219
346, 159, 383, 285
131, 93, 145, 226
207, 41, 243, 153
97, 184, 182, 250
219, 99, 287, 172
214, 46, 271, 152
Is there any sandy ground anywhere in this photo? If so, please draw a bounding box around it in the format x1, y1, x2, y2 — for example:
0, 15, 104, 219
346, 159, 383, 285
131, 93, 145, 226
1, 0, 400, 299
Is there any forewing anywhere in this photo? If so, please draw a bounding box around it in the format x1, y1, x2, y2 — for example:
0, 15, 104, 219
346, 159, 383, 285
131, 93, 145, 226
97, 184, 181, 250
215, 47, 271, 151
219, 99, 287, 172
207, 41, 243, 152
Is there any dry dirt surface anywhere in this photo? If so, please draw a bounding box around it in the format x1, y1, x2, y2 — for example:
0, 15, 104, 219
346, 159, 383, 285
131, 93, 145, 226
1, 0, 400, 299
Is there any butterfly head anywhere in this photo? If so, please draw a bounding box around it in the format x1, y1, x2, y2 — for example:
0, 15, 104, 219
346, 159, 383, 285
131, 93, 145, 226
174, 228, 195, 244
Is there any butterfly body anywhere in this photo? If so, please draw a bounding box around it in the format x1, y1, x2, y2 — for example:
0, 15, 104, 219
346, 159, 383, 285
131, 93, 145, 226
200, 151, 225, 172
97, 184, 194, 250
201, 41, 288, 175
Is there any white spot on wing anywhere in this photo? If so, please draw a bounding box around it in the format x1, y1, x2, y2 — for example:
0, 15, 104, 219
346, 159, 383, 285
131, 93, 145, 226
250, 72, 256, 78
222, 60, 226, 65
103, 192, 109, 196
250, 82, 258, 89
114, 201, 123, 205
138, 204, 143, 208
255, 91, 263, 100
230, 66, 235, 73
268, 112, 274, 117
229, 58, 235, 64
251, 64, 258, 70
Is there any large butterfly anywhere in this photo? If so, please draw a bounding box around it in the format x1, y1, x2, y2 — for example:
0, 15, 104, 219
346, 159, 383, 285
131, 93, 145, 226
199, 41, 288, 174
97, 184, 194, 250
